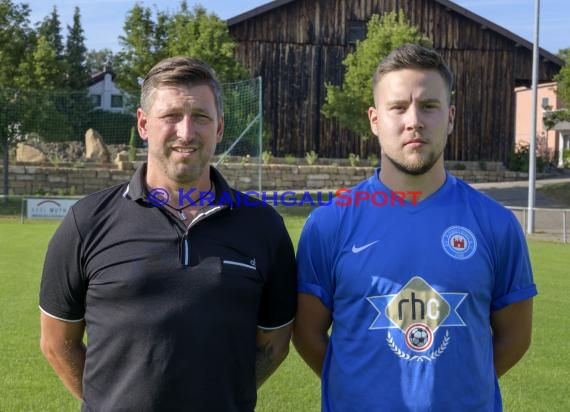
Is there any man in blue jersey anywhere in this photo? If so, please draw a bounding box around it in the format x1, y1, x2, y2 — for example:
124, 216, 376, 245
293, 44, 536, 411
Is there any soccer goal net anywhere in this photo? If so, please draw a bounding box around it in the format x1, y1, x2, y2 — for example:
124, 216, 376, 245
1, 77, 263, 194
215, 76, 263, 192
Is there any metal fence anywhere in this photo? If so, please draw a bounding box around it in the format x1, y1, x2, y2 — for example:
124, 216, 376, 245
508, 207, 569, 243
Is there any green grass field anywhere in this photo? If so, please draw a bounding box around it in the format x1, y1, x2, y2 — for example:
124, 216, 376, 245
1, 214, 569, 411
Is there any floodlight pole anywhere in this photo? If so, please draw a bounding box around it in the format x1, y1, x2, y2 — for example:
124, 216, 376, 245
527, 0, 540, 235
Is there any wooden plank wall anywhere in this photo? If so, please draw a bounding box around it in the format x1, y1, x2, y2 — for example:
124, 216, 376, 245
229, 0, 562, 162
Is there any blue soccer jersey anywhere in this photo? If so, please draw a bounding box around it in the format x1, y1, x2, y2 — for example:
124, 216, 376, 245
297, 171, 537, 412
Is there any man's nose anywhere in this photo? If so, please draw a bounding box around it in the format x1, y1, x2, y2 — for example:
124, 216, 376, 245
177, 115, 196, 140
405, 106, 424, 131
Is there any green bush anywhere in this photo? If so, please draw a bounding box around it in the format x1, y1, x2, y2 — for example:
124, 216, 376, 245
348, 153, 360, 166
284, 154, 297, 165
508, 143, 545, 173
305, 150, 318, 165
85, 110, 138, 145
4, 90, 93, 143
563, 149, 570, 168
367, 153, 379, 166
261, 150, 272, 165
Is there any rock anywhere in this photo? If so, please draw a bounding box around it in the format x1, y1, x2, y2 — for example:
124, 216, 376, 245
16, 143, 46, 163
116, 161, 134, 171
85, 128, 110, 163
114, 150, 129, 163
114, 150, 135, 170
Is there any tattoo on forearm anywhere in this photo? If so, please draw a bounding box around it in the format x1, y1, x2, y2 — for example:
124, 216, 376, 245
255, 340, 275, 388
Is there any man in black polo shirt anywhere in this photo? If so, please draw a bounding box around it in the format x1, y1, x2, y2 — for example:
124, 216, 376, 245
39, 57, 297, 411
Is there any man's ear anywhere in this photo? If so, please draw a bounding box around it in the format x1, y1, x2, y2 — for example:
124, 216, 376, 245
216, 117, 224, 144
368, 107, 379, 137
137, 108, 148, 142
447, 105, 456, 135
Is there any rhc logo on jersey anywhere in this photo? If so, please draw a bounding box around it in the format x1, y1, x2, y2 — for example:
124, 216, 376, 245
367, 277, 467, 361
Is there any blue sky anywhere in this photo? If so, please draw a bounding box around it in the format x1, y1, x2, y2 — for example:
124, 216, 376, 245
26, 0, 569, 55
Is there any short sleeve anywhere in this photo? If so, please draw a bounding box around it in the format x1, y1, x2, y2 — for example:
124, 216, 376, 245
257, 219, 297, 329
39, 208, 87, 321
491, 211, 537, 311
296, 208, 337, 310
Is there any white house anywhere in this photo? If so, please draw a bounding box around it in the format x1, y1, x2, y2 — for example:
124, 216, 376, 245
88, 63, 129, 113
554, 121, 570, 166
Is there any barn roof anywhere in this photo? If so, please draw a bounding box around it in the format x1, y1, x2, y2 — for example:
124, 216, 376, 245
227, 0, 564, 67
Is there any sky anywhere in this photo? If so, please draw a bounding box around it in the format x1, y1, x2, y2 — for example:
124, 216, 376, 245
25, 0, 569, 56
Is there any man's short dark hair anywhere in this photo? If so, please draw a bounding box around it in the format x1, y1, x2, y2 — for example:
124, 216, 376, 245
140, 56, 223, 117
373, 44, 454, 101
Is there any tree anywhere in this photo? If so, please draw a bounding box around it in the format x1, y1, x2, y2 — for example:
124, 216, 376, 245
114, 3, 168, 109
86, 48, 115, 74
37, 6, 64, 59
14, 32, 66, 91
164, 3, 248, 82
114, 1, 248, 111
61, 7, 92, 141
0, 0, 35, 200
0, 0, 33, 85
32, 6, 66, 90
13, 33, 78, 142
543, 108, 570, 131
30, 35, 64, 89
557, 47, 570, 62
554, 51, 570, 111
321, 10, 431, 138
65, 6, 89, 90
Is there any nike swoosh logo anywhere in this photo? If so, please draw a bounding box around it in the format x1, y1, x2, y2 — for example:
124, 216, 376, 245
352, 240, 380, 253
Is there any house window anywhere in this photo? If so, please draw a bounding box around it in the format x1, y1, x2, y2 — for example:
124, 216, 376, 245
348, 21, 366, 45
542, 97, 550, 109
91, 94, 102, 107
111, 94, 123, 108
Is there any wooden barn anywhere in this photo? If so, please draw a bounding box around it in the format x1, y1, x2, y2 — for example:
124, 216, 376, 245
227, 0, 564, 163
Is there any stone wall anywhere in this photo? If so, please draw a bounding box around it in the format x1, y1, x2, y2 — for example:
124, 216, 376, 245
0, 163, 531, 196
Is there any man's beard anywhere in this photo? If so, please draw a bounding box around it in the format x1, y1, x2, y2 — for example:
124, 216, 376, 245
383, 151, 440, 176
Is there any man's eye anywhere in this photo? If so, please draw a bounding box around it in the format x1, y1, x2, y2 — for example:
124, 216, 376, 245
192, 113, 212, 123
422, 102, 440, 110
162, 114, 182, 123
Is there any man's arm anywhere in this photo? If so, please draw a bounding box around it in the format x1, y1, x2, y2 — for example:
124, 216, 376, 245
255, 323, 292, 388
40, 312, 86, 400
292, 293, 332, 377
490, 298, 534, 378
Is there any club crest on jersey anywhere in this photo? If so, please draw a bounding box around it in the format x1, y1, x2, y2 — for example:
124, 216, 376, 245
367, 276, 467, 361
441, 225, 477, 260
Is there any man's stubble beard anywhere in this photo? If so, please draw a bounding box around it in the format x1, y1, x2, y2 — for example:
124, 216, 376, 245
383, 150, 441, 176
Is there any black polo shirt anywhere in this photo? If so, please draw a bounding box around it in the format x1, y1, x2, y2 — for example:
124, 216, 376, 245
39, 164, 297, 412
